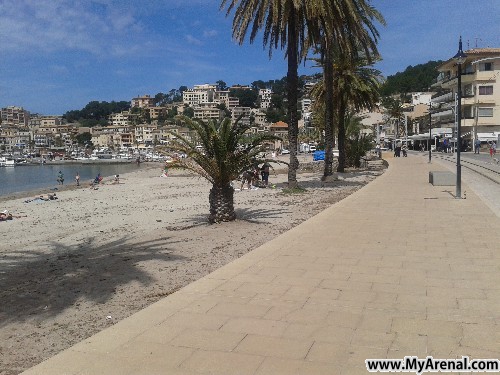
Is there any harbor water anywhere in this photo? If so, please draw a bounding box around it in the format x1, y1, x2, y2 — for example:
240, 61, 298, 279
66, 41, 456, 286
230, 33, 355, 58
0, 162, 144, 197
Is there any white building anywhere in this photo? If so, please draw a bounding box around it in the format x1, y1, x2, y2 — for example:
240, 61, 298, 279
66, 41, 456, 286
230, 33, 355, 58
432, 47, 500, 141
259, 89, 272, 109
182, 84, 217, 106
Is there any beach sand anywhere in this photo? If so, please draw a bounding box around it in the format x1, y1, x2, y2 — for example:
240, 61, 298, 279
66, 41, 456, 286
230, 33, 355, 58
0, 162, 384, 375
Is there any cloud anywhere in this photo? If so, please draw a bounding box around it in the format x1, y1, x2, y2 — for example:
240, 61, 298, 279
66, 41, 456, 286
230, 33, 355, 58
203, 29, 218, 38
185, 34, 202, 46
0, 0, 144, 57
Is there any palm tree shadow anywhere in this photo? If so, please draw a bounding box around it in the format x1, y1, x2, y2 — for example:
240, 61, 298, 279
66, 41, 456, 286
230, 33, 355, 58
235, 207, 291, 224
0, 235, 187, 327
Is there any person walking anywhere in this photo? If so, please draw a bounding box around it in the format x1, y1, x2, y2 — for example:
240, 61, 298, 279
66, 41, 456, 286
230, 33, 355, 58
57, 171, 64, 185
490, 142, 497, 158
75, 172, 80, 186
475, 138, 481, 154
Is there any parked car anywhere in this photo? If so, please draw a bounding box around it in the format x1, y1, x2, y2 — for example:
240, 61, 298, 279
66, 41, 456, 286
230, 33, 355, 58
281, 149, 290, 155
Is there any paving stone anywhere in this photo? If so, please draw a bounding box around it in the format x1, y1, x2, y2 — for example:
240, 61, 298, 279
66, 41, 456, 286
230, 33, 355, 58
180, 350, 264, 375
234, 335, 313, 360
169, 328, 245, 351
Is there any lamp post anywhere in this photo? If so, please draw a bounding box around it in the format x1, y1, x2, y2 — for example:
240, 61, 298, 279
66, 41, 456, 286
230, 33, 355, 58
428, 103, 432, 163
453, 36, 467, 199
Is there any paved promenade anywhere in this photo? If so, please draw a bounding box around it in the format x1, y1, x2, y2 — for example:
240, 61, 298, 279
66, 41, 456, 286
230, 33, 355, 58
23, 155, 500, 375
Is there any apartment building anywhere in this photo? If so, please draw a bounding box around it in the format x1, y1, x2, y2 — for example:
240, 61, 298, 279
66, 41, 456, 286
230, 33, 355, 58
0, 125, 30, 151
250, 108, 268, 128
259, 89, 272, 109
183, 84, 217, 106
432, 48, 500, 141
109, 111, 138, 126
1, 106, 30, 127
301, 98, 313, 113
131, 95, 155, 108
193, 102, 223, 121
149, 106, 168, 120
135, 124, 157, 145
231, 106, 251, 126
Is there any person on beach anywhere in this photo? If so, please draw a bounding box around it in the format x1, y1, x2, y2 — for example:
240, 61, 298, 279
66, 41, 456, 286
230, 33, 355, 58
75, 172, 80, 186
114, 174, 120, 183
57, 171, 64, 185
0, 210, 13, 221
240, 167, 260, 190
260, 162, 271, 186
94, 173, 102, 184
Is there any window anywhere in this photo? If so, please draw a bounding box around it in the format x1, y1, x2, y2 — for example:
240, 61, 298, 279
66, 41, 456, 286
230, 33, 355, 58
479, 62, 493, 71
478, 108, 493, 117
479, 86, 493, 95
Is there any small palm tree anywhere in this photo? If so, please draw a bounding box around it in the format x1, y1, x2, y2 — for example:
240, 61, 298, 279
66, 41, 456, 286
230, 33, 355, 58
382, 97, 405, 140
164, 116, 281, 223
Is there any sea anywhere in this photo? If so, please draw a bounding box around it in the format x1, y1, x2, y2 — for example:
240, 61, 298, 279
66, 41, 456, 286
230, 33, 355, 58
0, 162, 144, 197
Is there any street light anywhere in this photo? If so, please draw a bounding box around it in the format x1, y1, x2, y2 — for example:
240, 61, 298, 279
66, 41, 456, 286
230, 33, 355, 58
453, 36, 467, 199
428, 103, 432, 163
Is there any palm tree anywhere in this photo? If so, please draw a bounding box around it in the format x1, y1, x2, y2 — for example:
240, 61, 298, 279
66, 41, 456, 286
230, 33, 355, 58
311, 50, 382, 172
220, 0, 310, 188
306, 1, 385, 177
163, 116, 280, 223
383, 97, 405, 141
334, 52, 382, 172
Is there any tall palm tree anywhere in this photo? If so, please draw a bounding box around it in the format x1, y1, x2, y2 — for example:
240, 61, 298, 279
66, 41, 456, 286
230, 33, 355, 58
221, 0, 310, 188
335, 52, 382, 172
306, 1, 384, 177
311, 51, 382, 172
164, 116, 280, 223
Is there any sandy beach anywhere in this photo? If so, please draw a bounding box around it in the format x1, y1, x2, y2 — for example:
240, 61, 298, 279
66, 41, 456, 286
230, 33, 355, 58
0, 160, 384, 375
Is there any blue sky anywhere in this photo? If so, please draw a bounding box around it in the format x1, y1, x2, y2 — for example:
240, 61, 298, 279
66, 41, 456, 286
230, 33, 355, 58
0, 0, 499, 115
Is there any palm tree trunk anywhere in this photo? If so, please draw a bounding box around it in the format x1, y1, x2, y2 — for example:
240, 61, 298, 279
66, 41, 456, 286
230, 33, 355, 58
337, 95, 347, 173
322, 46, 335, 179
286, 14, 299, 188
208, 184, 236, 223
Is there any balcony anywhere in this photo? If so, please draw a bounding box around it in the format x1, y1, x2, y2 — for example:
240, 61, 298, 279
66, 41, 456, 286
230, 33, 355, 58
431, 91, 453, 103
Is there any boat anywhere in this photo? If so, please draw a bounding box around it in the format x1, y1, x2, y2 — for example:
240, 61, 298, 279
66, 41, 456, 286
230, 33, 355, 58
0, 156, 15, 167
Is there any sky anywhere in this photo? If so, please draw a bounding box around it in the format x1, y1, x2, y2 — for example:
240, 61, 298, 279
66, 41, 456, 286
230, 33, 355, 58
0, 0, 499, 115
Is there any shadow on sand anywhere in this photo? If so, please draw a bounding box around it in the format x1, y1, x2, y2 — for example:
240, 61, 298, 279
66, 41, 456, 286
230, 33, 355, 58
0, 235, 187, 326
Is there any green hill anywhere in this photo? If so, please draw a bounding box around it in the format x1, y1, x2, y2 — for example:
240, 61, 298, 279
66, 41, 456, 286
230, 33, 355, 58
380, 60, 443, 96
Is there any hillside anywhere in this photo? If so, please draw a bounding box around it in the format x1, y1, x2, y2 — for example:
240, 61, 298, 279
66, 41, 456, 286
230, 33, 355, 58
380, 60, 443, 96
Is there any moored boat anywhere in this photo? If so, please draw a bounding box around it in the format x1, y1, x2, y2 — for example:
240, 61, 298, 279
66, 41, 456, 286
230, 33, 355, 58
0, 156, 15, 167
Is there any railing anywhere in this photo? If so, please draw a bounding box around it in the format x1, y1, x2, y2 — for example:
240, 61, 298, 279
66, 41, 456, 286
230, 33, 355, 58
431, 91, 453, 102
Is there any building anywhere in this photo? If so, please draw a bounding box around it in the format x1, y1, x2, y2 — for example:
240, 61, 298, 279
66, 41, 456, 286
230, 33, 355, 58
1, 106, 30, 127
259, 89, 272, 109
109, 111, 138, 126
149, 106, 168, 120
432, 48, 500, 143
131, 95, 155, 108
182, 84, 217, 106
193, 103, 223, 121
231, 107, 251, 126
301, 98, 313, 113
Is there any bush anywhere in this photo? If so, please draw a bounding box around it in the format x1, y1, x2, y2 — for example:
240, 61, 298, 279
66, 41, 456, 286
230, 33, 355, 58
345, 135, 373, 168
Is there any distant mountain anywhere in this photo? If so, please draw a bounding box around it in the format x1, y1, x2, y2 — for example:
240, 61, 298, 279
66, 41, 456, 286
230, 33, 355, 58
380, 60, 444, 96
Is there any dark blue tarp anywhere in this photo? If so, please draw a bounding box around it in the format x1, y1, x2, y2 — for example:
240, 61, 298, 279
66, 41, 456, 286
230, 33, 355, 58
313, 150, 325, 161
